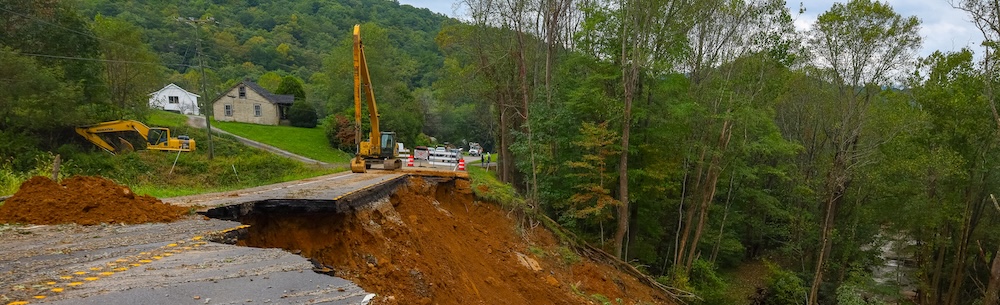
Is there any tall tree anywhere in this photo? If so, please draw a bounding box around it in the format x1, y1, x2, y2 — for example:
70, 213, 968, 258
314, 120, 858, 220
609, 0, 695, 259
804, 1, 920, 303
673, 0, 794, 272
92, 15, 163, 120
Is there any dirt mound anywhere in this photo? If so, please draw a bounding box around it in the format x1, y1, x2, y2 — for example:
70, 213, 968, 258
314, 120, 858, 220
239, 177, 672, 304
0, 176, 188, 225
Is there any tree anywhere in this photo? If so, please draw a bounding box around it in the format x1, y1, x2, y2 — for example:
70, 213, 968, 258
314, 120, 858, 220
275, 75, 315, 127
92, 15, 163, 120
804, 1, 920, 303
565, 122, 621, 221
288, 101, 318, 128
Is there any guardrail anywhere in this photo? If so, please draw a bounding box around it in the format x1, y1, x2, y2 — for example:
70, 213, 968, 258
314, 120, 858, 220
402, 148, 461, 167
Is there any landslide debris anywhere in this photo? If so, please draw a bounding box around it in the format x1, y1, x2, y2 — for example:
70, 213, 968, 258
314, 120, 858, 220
0, 176, 188, 225
237, 177, 672, 304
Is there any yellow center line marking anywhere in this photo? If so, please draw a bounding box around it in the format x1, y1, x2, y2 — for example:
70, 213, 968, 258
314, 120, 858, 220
98, 272, 114, 276
8, 302, 29, 305
115, 259, 127, 263
51, 288, 64, 293
139, 259, 152, 263
73, 271, 87, 275
33, 295, 45, 299
114, 267, 128, 271
67, 282, 83, 287
131, 263, 142, 267
89, 267, 101, 271
140, 252, 150, 255
192, 236, 203, 240
59, 276, 72, 280
166, 243, 177, 247
84, 277, 99, 281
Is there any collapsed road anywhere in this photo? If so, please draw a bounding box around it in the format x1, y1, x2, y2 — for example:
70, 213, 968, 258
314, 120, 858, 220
0, 171, 410, 305
2, 169, 673, 304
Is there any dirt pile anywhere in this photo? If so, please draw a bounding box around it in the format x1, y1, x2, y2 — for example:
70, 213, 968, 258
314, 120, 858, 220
0, 176, 188, 225
239, 177, 672, 304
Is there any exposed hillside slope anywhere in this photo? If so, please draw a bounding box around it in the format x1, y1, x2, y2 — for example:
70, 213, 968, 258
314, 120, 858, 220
238, 177, 674, 304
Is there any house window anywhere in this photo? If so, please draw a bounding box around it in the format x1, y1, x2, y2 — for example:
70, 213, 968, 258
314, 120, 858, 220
254, 104, 262, 117
224, 104, 233, 116
168, 96, 179, 104
238, 86, 246, 99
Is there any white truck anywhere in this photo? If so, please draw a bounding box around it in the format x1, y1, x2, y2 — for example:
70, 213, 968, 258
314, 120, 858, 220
468, 142, 483, 156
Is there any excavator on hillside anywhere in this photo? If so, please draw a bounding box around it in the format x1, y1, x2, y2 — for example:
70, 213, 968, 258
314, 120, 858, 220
76, 120, 195, 155
350, 24, 401, 173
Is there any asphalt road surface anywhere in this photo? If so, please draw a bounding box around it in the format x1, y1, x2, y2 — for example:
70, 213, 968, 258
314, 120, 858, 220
1, 171, 411, 305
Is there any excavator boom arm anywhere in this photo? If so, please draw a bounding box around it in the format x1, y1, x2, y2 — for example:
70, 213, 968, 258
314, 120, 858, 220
353, 24, 380, 151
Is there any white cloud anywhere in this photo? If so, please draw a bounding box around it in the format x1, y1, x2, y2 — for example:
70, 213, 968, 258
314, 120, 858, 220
787, 0, 983, 58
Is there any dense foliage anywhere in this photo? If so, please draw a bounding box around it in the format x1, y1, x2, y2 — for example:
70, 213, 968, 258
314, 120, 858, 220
6, 0, 1000, 304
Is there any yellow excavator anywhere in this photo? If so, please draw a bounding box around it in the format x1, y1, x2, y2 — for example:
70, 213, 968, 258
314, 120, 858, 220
350, 24, 401, 173
76, 120, 195, 154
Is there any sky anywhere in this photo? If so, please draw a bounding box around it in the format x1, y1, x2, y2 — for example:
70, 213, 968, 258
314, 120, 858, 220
397, 0, 985, 59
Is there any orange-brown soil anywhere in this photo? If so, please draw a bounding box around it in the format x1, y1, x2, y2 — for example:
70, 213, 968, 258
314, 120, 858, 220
0, 176, 188, 225
240, 177, 672, 304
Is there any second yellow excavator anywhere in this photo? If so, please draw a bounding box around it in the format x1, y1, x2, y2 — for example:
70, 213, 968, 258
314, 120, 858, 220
350, 24, 401, 173
76, 120, 195, 154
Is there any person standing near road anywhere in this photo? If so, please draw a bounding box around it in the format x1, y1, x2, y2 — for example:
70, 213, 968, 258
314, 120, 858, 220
486, 152, 491, 170
481, 152, 485, 168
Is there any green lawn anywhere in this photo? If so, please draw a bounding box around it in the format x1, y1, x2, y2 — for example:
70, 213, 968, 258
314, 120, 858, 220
148, 110, 190, 126
211, 119, 352, 164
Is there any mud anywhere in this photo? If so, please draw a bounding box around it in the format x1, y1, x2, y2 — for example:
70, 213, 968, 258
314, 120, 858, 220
0, 176, 188, 225
234, 177, 671, 304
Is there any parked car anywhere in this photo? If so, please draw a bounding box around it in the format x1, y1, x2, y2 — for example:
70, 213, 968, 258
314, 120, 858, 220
469, 148, 480, 156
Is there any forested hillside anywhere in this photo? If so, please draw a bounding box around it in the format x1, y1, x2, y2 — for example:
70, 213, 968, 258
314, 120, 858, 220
4, 0, 1000, 304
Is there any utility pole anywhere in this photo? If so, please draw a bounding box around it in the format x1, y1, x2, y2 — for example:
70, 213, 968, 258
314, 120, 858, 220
179, 17, 216, 159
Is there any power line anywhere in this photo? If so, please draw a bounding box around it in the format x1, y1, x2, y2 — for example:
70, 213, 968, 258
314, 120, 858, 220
0, 6, 140, 53
3, 50, 201, 68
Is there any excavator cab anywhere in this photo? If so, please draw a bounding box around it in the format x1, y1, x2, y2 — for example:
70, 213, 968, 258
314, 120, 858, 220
147, 128, 169, 146
379, 132, 398, 159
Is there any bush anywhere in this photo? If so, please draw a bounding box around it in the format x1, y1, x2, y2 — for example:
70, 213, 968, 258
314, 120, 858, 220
763, 262, 807, 305
288, 101, 318, 128
324, 114, 355, 151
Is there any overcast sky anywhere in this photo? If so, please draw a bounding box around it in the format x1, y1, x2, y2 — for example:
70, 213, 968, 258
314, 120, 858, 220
398, 0, 985, 59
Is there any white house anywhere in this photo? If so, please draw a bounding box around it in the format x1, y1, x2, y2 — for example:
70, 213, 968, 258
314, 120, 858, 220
149, 83, 201, 115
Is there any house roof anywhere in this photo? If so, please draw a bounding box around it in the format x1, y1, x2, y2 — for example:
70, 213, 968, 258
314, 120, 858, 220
214, 79, 295, 105
148, 83, 200, 97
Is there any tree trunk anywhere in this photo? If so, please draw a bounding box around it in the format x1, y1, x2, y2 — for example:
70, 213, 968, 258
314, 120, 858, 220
685, 119, 732, 271
984, 245, 1000, 305
810, 148, 849, 305
615, 80, 632, 259
710, 174, 736, 264
676, 147, 707, 265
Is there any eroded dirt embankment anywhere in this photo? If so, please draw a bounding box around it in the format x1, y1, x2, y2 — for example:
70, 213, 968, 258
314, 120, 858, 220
0, 176, 188, 225
236, 177, 671, 304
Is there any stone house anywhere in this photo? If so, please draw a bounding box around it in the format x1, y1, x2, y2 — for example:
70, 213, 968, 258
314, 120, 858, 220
149, 83, 200, 115
212, 79, 293, 125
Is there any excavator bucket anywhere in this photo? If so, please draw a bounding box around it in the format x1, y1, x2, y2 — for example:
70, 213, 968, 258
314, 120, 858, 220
350, 156, 367, 173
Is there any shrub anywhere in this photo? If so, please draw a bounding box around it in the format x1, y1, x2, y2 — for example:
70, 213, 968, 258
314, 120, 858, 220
288, 101, 318, 128
763, 262, 807, 305
324, 114, 355, 151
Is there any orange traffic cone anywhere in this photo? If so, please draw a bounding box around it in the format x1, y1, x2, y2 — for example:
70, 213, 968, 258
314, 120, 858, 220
407, 154, 414, 167
458, 158, 466, 171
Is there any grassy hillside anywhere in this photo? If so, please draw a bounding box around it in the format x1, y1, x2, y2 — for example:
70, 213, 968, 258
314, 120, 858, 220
1, 111, 338, 199
211, 120, 352, 164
